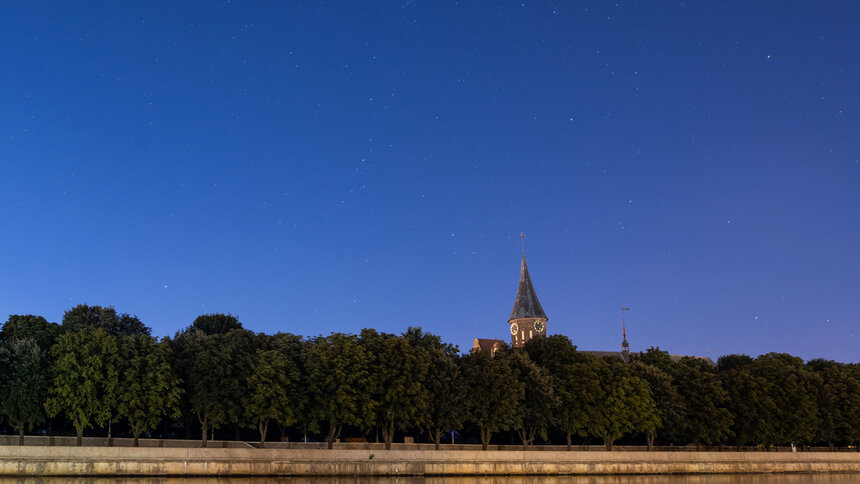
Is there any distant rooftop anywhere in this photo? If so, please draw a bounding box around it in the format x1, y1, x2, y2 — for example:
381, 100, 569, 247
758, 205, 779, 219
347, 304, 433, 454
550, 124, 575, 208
580, 350, 715, 366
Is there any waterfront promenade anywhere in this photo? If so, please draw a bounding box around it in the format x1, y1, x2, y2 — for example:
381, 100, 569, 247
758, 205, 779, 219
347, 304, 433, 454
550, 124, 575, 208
1, 439, 859, 477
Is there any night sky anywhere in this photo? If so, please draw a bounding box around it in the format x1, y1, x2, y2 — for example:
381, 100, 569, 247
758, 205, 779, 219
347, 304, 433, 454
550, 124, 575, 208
1, 2, 858, 362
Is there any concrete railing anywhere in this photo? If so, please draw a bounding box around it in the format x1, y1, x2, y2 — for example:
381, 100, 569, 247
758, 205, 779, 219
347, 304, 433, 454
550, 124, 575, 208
1, 446, 859, 476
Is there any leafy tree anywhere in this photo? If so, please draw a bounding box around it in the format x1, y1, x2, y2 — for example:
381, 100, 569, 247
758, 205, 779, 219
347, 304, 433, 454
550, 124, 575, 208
718, 354, 774, 447
0, 337, 50, 445
590, 358, 659, 450
243, 347, 300, 447
632, 360, 683, 449
1, 315, 61, 349
524, 335, 605, 450
506, 350, 559, 450
184, 330, 229, 446
807, 359, 860, 450
673, 357, 733, 447
461, 347, 524, 450
304, 333, 375, 449
522, 334, 580, 370
361, 329, 430, 449
403, 327, 465, 450
188, 313, 243, 335
116, 335, 182, 446
167, 329, 200, 439
180, 327, 256, 446
270, 332, 310, 442
45, 327, 120, 446
717, 353, 755, 372
62, 304, 150, 337
222, 328, 259, 439
749, 353, 819, 447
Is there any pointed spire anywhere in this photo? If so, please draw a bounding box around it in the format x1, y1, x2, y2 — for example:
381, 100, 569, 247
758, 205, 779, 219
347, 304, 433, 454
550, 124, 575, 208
621, 307, 630, 353
509, 252, 547, 321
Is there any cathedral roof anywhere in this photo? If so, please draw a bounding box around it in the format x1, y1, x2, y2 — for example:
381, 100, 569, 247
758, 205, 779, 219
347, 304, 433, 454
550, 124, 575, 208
509, 255, 547, 321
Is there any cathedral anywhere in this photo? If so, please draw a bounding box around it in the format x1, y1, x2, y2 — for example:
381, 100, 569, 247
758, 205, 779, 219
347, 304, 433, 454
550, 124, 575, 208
473, 247, 713, 365
472, 251, 569, 356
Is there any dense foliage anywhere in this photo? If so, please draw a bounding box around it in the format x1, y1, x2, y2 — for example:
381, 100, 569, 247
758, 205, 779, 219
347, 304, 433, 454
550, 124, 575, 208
1, 308, 859, 450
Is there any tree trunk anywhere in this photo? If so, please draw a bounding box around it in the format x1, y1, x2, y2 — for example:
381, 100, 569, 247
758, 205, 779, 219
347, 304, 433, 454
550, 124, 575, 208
433, 429, 441, 450
326, 423, 338, 449
18, 427, 24, 446
382, 420, 394, 450
481, 427, 490, 451
259, 419, 268, 448
133, 428, 141, 448
517, 428, 529, 451
235, 425, 241, 441
604, 438, 613, 451
566, 432, 572, 451
76, 426, 84, 447
647, 432, 656, 451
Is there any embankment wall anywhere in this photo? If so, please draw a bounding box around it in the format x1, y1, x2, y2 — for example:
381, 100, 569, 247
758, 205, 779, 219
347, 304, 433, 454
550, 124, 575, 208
1, 446, 859, 476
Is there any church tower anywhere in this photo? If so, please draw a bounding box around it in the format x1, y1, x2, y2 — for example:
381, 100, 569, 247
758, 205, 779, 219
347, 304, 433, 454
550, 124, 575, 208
508, 236, 547, 348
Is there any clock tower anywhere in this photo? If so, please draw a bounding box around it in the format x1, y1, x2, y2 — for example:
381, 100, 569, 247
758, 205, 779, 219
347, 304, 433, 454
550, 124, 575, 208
508, 245, 547, 348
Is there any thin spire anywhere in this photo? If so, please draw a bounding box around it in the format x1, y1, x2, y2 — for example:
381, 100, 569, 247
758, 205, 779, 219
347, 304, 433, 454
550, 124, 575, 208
521, 232, 525, 255
621, 307, 630, 353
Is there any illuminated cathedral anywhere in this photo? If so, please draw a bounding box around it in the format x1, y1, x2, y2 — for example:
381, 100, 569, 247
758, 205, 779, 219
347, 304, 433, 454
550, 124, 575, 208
472, 243, 712, 365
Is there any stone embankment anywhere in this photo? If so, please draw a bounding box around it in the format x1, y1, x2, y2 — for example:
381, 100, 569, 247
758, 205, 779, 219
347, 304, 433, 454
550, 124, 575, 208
1, 445, 859, 476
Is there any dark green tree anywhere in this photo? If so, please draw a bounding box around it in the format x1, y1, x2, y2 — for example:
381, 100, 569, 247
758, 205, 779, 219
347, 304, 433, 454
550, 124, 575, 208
61, 304, 150, 337
590, 358, 659, 450
522, 334, 580, 370
116, 335, 183, 446
749, 353, 819, 448
807, 359, 860, 450
506, 350, 559, 450
673, 357, 733, 447
0, 337, 50, 445
243, 347, 300, 447
403, 327, 465, 450
45, 327, 120, 446
188, 313, 243, 335
1, 315, 61, 349
183, 330, 230, 446
222, 328, 259, 439
361, 329, 430, 449
304, 333, 375, 449
461, 347, 524, 450
524, 335, 604, 450
270, 332, 310, 442
181, 327, 257, 446
718, 354, 774, 447
632, 360, 683, 449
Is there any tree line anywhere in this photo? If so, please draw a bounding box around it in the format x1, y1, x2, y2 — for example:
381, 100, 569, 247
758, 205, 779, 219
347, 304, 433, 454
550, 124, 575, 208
1, 305, 858, 450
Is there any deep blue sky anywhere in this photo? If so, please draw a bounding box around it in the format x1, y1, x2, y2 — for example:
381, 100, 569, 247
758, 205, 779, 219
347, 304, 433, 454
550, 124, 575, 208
1, 1, 858, 362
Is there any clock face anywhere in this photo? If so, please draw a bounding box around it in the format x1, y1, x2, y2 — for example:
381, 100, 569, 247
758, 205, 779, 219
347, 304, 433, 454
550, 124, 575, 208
534, 320, 544, 332
510, 323, 519, 335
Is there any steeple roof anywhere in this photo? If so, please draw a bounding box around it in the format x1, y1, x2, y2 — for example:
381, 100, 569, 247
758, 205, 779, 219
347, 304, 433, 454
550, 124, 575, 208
509, 255, 547, 321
